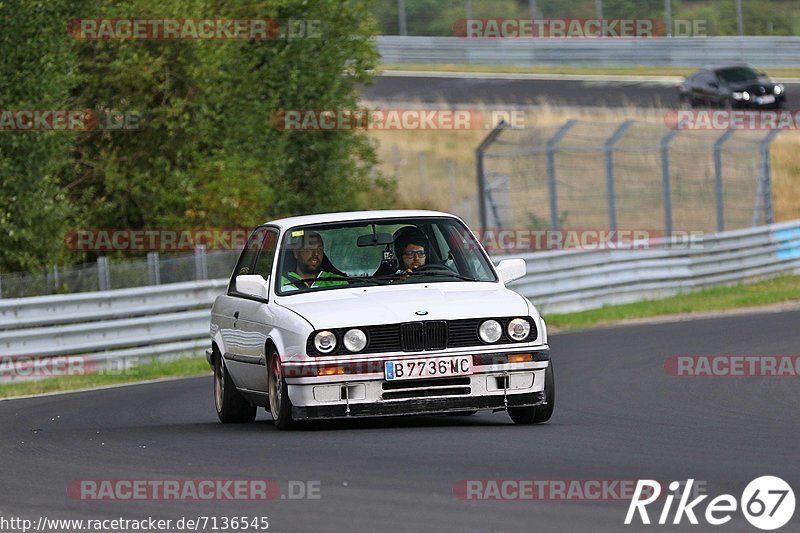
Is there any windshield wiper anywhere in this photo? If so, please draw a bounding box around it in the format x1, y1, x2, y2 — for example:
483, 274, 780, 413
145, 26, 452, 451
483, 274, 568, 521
286, 275, 391, 288
376, 270, 480, 282
407, 270, 481, 281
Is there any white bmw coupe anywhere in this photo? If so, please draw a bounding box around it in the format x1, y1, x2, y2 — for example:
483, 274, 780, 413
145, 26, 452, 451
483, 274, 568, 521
208, 210, 553, 429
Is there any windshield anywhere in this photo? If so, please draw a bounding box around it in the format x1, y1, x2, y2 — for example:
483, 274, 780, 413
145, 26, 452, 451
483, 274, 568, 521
275, 217, 497, 295
715, 67, 759, 83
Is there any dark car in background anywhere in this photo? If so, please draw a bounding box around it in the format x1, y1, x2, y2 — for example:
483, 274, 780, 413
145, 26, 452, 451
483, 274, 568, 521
679, 64, 786, 109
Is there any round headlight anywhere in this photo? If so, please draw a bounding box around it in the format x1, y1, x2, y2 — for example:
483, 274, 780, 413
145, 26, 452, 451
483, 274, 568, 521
343, 328, 367, 353
314, 331, 337, 354
742, 91, 751, 101
507, 318, 531, 341
775, 84, 784, 95
478, 319, 502, 343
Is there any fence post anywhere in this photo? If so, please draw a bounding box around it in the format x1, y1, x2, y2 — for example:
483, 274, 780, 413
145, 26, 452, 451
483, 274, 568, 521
147, 252, 161, 285
475, 120, 507, 230
660, 129, 680, 236
97, 256, 110, 291
755, 129, 782, 226
546, 119, 578, 231
604, 120, 634, 232
195, 245, 208, 280
713, 129, 734, 232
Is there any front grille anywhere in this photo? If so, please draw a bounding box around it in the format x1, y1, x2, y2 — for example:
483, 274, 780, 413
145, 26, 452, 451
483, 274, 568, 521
424, 321, 447, 350
400, 322, 424, 351
306, 317, 537, 356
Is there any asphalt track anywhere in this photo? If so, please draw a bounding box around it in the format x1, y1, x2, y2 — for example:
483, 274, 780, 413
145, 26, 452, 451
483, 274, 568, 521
1, 309, 799, 533
362, 72, 800, 108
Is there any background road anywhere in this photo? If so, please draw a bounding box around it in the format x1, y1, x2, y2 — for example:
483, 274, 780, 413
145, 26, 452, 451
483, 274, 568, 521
362, 73, 800, 108
1, 310, 798, 532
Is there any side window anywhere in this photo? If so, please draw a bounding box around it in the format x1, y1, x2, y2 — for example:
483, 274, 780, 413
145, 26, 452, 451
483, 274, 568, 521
253, 229, 279, 279
229, 228, 266, 293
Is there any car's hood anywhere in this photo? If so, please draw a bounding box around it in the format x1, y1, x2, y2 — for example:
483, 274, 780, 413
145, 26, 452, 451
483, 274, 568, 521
275, 283, 529, 329
727, 78, 774, 92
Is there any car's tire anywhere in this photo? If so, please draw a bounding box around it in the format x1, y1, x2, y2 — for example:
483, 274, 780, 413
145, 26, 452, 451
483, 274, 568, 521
508, 362, 555, 425
214, 349, 257, 423
267, 349, 295, 430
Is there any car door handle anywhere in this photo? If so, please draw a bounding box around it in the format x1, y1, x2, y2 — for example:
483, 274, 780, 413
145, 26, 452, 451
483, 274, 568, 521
234, 311, 240, 319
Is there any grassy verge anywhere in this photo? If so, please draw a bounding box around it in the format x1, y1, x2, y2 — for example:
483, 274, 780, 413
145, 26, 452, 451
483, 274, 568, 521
545, 274, 800, 331
0, 355, 210, 399
380, 63, 800, 78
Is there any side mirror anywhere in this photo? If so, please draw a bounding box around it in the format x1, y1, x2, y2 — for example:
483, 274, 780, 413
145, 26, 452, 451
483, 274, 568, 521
495, 259, 526, 284
236, 274, 269, 300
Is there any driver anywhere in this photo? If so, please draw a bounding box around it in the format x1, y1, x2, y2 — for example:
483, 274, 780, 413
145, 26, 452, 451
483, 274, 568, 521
393, 227, 428, 278
281, 231, 347, 291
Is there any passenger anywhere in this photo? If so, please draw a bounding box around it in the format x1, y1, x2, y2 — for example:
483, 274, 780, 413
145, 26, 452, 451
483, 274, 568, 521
393, 227, 428, 279
281, 231, 347, 291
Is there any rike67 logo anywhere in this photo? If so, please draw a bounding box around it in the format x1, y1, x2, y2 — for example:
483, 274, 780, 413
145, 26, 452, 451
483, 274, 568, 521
626, 477, 795, 530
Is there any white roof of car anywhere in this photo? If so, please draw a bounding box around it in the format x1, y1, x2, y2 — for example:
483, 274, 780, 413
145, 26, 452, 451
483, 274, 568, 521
266, 210, 461, 230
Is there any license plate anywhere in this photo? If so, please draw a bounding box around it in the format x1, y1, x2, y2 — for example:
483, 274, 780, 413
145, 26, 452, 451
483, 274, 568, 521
385, 356, 472, 381
756, 95, 775, 104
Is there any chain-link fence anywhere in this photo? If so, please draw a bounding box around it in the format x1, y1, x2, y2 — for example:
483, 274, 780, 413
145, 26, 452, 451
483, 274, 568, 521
0, 248, 239, 299
476, 119, 779, 237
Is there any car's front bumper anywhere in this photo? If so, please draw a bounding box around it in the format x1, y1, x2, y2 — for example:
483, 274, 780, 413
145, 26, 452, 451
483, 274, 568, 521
292, 390, 546, 419
283, 348, 550, 420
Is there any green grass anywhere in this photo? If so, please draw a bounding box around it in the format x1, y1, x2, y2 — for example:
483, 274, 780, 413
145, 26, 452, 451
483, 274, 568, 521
0, 355, 210, 399
380, 63, 800, 78
545, 274, 800, 331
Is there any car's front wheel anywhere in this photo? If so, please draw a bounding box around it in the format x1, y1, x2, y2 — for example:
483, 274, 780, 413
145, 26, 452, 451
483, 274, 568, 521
508, 362, 555, 425
268, 350, 295, 430
214, 349, 257, 423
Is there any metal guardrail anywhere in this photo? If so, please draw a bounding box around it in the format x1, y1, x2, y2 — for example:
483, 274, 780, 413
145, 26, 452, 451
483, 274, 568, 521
376, 36, 800, 68
510, 220, 800, 313
0, 222, 798, 381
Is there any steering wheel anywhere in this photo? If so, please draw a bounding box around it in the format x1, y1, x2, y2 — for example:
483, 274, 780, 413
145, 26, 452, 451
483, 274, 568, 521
411, 263, 454, 274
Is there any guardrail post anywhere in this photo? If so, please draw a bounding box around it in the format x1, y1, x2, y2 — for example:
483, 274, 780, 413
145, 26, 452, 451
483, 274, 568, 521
713, 129, 734, 232
147, 252, 161, 285
754, 128, 782, 226
195, 245, 208, 280
475, 120, 508, 230
97, 256, 110, 291
53, 264, 60, 294
660, 129, 680, 236
604, 120, 634, 232
546, 119, 578, 231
